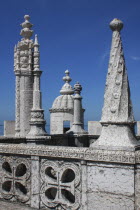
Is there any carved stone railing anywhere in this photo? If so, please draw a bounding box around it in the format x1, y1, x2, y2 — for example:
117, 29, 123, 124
0, 141, 140, 210
0, 143, 140, 209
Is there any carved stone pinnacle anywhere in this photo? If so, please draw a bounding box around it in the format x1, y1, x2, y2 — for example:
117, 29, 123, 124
74, 82, 82, 94
110, 18, 123, 32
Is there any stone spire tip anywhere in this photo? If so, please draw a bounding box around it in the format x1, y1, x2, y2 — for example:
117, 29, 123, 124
34, 34, 39, 45
74, 82, 82, 94
110, 18, 123, 32
63, 69, 71, 83
24, 15, 30, 21
20, 15, 33, 40
60, 70, 74, 95
65, 69, 69, 74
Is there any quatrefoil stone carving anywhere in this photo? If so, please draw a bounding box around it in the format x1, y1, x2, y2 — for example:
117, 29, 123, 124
1, 157, 30, 203
40, 161, 81, 209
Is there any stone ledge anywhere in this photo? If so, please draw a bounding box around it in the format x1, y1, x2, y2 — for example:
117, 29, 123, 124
0, 143, 136, 164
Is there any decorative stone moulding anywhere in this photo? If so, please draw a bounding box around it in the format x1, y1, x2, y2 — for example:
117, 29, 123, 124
49, 108, 74, 113
0, 144, 136, 165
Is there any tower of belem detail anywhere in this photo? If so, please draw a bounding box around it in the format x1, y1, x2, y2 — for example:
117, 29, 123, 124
1, 16, 140, 210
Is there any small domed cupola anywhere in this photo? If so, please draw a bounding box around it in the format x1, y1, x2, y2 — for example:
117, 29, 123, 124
49, 70, 74, 134
50, 70, 74, 113
50, 70, 85, 134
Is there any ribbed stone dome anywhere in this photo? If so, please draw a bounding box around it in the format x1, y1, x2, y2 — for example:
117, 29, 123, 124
50, 70, 74, 113
51, 95, 74, 111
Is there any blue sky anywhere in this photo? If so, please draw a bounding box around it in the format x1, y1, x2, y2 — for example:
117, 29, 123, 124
0, 0, 140, 128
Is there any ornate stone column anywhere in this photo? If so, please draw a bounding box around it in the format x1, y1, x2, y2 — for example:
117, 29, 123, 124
67, 82, 87, 135
14, 15, 34, 137
90, 19, 138, 148
14, 46, 20, 137
27, 35, 47, 138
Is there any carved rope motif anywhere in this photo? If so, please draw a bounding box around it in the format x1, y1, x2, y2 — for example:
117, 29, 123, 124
40, 160, 81, 209
1, 156, 31, 203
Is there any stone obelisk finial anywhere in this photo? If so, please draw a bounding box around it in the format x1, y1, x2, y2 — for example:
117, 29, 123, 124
91, 18, 138, 148
27, 34, 47, 138
67, 82, 87, 135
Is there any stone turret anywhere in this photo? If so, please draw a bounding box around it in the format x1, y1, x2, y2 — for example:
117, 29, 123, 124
49, 70, 75, 134
91, 18, 138, 148
27, 35, 47, 138
14, 15, 34, 137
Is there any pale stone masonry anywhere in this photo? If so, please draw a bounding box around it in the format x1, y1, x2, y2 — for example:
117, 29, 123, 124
4, 121, 15, 137
91, 18, 138, 148
49, 70, 74, 134
88, 121, 102, 135
67, 82, 87, 135
1, 16, 140, 210
50, 70, 85, 134
14, 15, 34, 137
27, 34, 47, 138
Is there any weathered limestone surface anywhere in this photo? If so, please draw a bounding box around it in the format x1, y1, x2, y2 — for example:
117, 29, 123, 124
91, 18, 138, 148
0, 143, 139, 210
2, 15, 140, 210
88, 121, 102, 135
67, 82, 87, 135
31, 156, 40, 208
87, 18, 139, 210
87, 192, 134, 210
137, 121, 140, 136
88, 121, 140, 137
50, 70, 74, 134
14, 15, 34, 137
0, 200, 35, 210
27, 35, 47, 138
87, 163, 134, 210
135, 165, 140, 209
50, 71, 85, 134
50, 112, 73, 134
4, 121, 15, 137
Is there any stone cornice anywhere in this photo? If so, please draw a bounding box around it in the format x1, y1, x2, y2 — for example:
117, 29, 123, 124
49, 108, 85, 113
49, 108, 73, 113
0, 144, 137, 164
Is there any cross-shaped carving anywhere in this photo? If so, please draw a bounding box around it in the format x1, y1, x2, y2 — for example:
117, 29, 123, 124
41, 161, 81, 209
1, 157, 30, 203
47, 170, 75, 201
2, 165, 26, 196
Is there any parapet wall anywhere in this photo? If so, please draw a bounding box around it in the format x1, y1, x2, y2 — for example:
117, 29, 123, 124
0, 142, 139, 209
